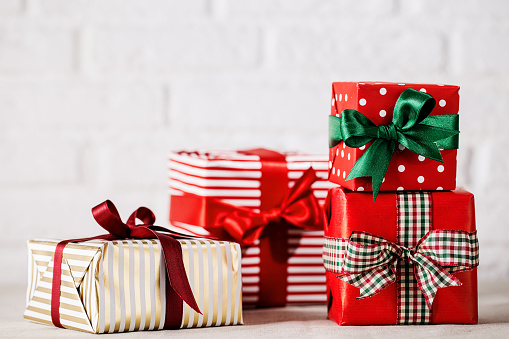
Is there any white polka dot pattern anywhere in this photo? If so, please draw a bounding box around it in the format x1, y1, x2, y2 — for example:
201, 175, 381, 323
329, 81, 459, 193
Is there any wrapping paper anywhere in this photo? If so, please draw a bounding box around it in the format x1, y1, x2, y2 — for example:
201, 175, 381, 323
24, 238, 243, 333
329, 82, 459, 192
323, 187, 478, 325
168, 150, 334, 307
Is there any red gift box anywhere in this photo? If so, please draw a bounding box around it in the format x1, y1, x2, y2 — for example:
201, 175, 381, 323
323, 187, 478, 325
329, 82, 459, 194
168, 149, 334, 307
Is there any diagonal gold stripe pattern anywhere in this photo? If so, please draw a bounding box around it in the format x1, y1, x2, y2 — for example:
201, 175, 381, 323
24, 238, 243, 333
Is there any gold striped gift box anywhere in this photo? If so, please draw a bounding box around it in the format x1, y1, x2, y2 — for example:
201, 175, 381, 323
168, 150, 333, 307
24, 238, 243, 333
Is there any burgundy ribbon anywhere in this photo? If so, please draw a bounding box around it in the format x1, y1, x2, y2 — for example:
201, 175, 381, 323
170, 148, 323, 307
51, 201, 201, 330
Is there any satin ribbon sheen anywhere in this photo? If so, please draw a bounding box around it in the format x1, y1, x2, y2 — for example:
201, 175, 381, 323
51, 201, 201, 330
170, 166, 323, 246
337, 230, 479, 309
329, 88, 460, 200
170, 149, 323, 307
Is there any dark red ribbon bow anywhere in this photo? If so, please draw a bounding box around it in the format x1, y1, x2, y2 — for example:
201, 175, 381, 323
171, 167, 323, 246
51, 201, 201, 330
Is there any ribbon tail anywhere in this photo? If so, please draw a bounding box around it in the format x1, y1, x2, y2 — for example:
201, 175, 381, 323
240, 221, 266, 246
338, 265, 396, 299
157, 233, 202, 314
399, 124, 459, 162
346, 139, 395, 200
412, 253, 462, 309
420, 114, 460, 149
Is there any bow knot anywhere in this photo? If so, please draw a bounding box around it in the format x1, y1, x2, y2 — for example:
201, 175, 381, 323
377, 123, 398, 142
263, 208, 282, 224
329, 88, 460, 200
337, 230, 479, 310
400, 246, 415, 262
223, 168, 323, 246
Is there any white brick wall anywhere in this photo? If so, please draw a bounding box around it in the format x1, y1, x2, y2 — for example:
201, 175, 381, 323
1, 0, 508, 284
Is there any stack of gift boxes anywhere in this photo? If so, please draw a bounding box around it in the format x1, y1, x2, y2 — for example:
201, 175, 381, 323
324, 82, 479, 325
24, 81, 479, 333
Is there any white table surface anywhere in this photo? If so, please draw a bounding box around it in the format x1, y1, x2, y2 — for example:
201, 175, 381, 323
2, 281, 508, 338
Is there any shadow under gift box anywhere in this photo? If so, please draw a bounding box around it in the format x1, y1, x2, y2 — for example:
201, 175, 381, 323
168, 150, 335, 307
329, 82, 459, 192
24, 239, 243, 333
324, 187, 478, 325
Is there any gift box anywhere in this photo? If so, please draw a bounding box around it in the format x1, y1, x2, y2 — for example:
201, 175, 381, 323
329, 82, 460, 199
24, 201, 243, 333
323, 187, 479, 325
169, 149, 334, 307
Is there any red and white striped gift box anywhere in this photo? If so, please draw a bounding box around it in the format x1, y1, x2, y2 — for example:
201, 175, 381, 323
168, 150, 333, 307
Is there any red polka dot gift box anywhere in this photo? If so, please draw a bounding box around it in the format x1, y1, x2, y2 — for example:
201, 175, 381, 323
328, 82, 459, 199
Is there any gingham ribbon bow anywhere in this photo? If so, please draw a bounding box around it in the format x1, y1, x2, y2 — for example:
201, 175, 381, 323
338, 229, 479, 309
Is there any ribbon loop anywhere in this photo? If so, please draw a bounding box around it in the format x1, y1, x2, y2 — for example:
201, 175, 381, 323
400, 247, 414, 262
127, 206, 156, 227
336, 230, 478, 309
92, 200, 131, 238
263, 208, 282, 224
329, 88, 460, 200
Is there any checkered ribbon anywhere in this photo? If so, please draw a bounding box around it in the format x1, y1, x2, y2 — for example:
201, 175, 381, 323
333, 229, 479, 310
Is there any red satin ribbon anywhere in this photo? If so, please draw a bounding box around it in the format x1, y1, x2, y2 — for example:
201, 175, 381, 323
170, 149, 323, 307
170, 167, 323, 246
51, 200, 201, 330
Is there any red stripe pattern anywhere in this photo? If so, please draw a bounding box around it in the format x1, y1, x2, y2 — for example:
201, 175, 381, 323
168, 150, 333, 306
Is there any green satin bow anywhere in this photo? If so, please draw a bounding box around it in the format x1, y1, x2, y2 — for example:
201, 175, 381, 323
329, 88, 459, 200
